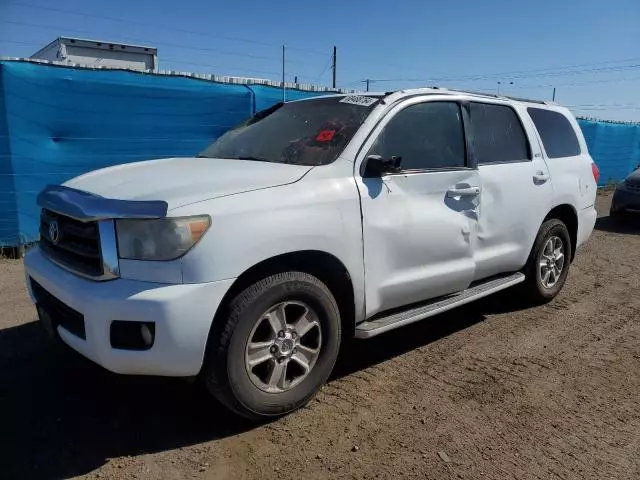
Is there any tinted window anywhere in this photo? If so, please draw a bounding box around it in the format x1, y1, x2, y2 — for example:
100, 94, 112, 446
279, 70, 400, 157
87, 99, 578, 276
199, 96, 379, 166
528, 108, 581, 158
469, 103, 530, 164
369, 102, 465, 170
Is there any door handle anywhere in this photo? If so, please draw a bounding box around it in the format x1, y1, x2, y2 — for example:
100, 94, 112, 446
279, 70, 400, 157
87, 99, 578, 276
447, 186, 480, 197
533, 171, 550, 183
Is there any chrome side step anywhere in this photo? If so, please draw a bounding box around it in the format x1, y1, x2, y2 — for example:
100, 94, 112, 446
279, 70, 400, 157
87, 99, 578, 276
355, 272, 525, 339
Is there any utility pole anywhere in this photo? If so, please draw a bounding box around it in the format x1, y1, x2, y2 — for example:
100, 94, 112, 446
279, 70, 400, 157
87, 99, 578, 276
281, 44, 286, 102
552, 87, 556, 102
331, 45, 337, 89
365, 79, 370, 92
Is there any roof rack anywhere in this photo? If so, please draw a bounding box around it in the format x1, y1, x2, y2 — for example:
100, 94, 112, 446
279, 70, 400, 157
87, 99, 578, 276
384, 87, 554, 106
444, 88, 549, 105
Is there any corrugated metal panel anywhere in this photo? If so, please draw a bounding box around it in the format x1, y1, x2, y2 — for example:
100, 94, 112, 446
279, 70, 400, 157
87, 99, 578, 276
578, 119, 640, 185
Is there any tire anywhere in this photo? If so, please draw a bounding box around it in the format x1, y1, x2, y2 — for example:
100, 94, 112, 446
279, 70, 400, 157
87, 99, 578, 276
202, 272, 341, 420
521, 219, 572, 304
610, 206, 624, 220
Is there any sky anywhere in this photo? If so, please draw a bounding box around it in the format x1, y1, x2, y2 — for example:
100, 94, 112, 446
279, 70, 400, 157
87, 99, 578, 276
1, 0, 639, 121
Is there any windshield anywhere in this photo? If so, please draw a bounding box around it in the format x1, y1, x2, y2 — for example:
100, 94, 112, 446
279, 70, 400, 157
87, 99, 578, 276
198, 96, 379, 166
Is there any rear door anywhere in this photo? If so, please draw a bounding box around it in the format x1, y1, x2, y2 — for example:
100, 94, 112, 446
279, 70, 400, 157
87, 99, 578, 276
526, 106, 596, 211
468, 101, 554, 280
354, 98, 480, 317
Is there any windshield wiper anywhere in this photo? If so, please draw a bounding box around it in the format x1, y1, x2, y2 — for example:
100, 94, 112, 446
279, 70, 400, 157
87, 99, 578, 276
234, 155, 273, 163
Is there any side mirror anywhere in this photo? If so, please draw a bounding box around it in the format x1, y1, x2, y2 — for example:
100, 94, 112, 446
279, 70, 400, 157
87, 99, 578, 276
363, 155, 402, 178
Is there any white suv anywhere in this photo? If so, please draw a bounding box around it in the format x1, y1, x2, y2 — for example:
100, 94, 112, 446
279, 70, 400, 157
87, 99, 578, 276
25, 88, 599, 419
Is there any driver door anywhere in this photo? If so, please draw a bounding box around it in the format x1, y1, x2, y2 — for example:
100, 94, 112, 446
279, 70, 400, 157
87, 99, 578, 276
355, 99, 480, 317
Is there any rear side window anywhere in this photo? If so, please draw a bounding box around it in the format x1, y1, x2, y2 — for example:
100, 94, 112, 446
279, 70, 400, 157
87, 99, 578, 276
528, 108, 581, 158
369, 101, 466, 170
469, 103, 530, 164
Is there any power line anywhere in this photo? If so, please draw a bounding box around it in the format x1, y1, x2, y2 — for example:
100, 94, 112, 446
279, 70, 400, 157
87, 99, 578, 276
2, 9, 639, 98
568, 103, 640, 108
465, 64, 640, 81
361, 63, 640, 86
4, 1, 329, 56
12, 0, 639, 83
337, 59, 640, 90
160, 58, 281, 77
309, 54, 333, 83
1, 20, 315, 66
0, 39, 42, 48
5, 1, 640, 91
443, 56, 640, 81
572, 107, 640, 111
513, 76, 640, 89
3, 18, 639, 90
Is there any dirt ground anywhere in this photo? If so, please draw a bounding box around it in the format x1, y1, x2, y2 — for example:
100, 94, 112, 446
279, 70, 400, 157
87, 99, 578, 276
1, 191, 639, 480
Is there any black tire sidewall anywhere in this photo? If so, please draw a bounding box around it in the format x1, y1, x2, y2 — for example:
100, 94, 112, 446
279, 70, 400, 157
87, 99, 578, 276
225, 274, 340, 417
531, 220, 572, 300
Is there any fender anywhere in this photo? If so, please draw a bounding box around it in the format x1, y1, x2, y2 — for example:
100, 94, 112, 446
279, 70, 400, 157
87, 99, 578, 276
173, 166, 367, 323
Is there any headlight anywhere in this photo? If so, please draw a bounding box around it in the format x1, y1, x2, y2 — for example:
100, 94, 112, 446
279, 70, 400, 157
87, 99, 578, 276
116, 215, 211, 261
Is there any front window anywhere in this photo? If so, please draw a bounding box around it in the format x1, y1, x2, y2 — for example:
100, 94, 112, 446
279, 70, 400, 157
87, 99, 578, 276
199, 96, 380, 166
368, 101, 467, 170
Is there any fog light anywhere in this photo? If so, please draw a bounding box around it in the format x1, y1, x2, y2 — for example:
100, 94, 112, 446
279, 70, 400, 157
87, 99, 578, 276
110, 321, 155, 350
140, 323, 154, 347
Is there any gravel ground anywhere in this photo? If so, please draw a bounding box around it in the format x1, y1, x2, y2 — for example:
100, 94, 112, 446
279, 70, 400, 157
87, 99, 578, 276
1, 191, 639, 480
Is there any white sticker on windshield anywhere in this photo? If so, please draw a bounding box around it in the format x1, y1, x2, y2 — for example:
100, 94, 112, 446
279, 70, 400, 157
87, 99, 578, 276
339, 95, 378, 107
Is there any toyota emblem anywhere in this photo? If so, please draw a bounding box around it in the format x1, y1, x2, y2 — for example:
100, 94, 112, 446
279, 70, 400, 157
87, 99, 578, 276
48, 219, 61, 245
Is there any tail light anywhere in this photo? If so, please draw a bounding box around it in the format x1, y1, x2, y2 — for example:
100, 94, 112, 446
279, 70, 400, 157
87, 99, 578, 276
591, 163, 600, 184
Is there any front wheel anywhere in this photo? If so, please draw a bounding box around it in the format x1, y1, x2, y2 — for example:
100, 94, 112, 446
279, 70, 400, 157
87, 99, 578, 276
202, 272, 341, 420
610, 206, 625, 220
522, 218, 572, 303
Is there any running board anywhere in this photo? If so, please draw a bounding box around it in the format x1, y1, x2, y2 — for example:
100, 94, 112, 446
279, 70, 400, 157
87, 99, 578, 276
355, 273, 525, 339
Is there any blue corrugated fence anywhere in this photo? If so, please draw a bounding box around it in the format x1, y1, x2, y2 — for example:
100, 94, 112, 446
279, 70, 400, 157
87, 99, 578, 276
577, 119, 640, 184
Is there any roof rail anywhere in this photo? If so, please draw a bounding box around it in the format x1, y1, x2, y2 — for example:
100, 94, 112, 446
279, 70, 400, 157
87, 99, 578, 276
446, 88, 548, 105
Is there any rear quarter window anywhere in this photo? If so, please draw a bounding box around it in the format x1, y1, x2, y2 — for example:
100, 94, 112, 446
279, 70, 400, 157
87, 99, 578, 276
528, 108, 581, 158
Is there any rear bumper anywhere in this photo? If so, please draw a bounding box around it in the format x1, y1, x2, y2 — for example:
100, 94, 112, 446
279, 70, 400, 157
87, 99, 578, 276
25, 246, 234, 376
577, 205, 597, 249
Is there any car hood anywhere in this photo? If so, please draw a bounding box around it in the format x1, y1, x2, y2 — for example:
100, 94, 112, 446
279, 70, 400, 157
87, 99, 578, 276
64, 157, 313, 209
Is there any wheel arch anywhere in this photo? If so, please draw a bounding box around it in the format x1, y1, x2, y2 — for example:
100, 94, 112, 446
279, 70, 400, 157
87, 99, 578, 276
207, 250, 356, 352
544, 203, 578, 260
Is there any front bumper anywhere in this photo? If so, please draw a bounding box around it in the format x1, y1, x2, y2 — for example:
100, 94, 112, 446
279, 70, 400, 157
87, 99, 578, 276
611, 187, 640, 213
25, 246, 234, 376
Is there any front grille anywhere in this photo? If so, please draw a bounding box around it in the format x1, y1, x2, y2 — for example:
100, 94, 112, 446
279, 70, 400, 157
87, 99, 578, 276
30, 278, 86, 339
39, 209, 103, 277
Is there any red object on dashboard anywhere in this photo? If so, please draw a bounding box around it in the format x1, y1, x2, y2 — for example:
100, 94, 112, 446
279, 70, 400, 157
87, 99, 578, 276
315, 130, 336, 142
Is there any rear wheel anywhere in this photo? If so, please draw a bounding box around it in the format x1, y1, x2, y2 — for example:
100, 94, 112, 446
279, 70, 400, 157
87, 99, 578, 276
202, 272, 341, 420
522, 219, 572, 303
